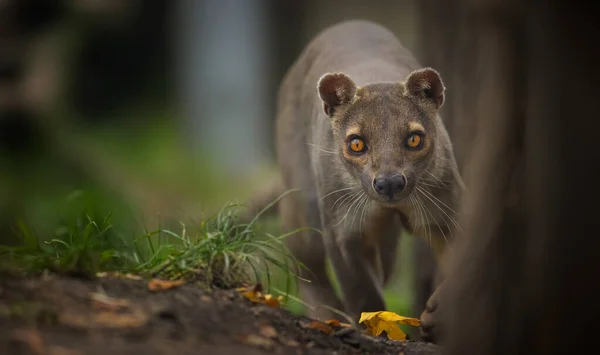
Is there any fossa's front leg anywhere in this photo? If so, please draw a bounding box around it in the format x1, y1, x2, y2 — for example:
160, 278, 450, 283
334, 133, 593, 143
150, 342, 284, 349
322, 206, 401, 323
418, 226, 452, 343
323, 226, 386, 323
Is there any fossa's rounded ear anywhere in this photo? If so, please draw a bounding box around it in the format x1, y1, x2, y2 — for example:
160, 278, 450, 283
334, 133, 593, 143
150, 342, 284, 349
404, 68, 445, 109
317, 72, 357, 117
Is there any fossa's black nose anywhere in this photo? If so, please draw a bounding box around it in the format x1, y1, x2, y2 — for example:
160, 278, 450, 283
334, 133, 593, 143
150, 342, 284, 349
373, 174, 406, 198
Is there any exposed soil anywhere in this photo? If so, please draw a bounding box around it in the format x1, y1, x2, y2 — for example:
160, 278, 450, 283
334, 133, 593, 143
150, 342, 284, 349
0, 272, 440, 355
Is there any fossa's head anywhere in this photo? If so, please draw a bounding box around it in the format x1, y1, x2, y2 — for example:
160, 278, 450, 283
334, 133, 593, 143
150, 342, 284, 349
317, 68, 445, 205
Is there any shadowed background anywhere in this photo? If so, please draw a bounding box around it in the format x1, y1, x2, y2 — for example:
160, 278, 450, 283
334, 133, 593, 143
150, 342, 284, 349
0, 0, 455, 325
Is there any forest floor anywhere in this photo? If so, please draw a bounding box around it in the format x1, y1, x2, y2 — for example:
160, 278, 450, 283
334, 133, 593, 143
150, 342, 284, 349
0, 195, 440, 355
0, 271, 440, 355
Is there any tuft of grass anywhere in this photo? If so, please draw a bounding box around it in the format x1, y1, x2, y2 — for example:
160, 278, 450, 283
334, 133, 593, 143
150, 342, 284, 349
0, 213, 136, 277
135, 196, 308, 292
0, 190, 306, 294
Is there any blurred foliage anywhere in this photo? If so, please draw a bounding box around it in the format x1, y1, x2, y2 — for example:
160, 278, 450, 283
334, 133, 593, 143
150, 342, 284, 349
0, 0, 417, 323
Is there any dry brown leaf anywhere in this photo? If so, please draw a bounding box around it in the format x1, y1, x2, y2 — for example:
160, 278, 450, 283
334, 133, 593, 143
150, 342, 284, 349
237, 285, 283, 308
89, 292, 130, 311
358, 311, 421, 341
60, 306, 149, 330
263, 294, 283, 308
120, 273, 143, 280
96, 272, 142, 280
301, 320, 333, 335
259, 325, 278, 338
147, 278, 185, 292
93, 311, 147, 329
239, 334, 274, 350
60, 293, 149, 329
324, 319, 353, 329
200, 295, 212, 303
325, 319, 340, 327
284, 339, 300, 347
240, 290, 261, 303
236, 284, 262, 302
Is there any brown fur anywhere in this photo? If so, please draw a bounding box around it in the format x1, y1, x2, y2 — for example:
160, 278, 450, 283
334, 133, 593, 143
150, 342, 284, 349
264, 20, 465, 329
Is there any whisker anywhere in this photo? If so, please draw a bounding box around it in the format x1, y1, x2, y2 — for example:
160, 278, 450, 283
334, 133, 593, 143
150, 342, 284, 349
321, 186, 360, 200
408, 195, 420, 239
417, 189, 452, 248
350, 194, 369, 232
359, 196, 370, 237
419, 177, 451, 187
417, 185, 461, 219
416, 186, 462, 232
330, 190, 360, 212
335, 191, 365, 227
338, 190, 362, 212
306, 142, 336, 154
414, 192, 432, 247
418, 180, 443, 188
425, 171, 447, 187
410, 193, 426, 245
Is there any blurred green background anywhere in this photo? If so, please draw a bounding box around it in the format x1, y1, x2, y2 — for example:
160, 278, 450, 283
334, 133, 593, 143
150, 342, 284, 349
0, 0, 434, 324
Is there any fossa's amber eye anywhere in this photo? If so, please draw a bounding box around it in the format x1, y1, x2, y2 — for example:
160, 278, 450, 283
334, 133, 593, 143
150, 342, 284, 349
406, 133, 424, 150
348, 137, 367, 154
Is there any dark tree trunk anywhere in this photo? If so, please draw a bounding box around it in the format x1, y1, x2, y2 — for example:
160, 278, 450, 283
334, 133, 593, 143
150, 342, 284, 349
411, 0, 477, 336
439, 1, 600, 354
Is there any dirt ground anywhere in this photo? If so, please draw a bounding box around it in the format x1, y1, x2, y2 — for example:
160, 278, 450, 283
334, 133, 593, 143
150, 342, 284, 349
0, 272, 439, 355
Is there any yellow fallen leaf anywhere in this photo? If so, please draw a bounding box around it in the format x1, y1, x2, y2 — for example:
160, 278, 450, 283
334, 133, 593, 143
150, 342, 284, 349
359, 311, 421, 341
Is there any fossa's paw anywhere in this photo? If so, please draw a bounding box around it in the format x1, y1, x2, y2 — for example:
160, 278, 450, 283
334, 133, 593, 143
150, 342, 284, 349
419, 287, 444, 343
